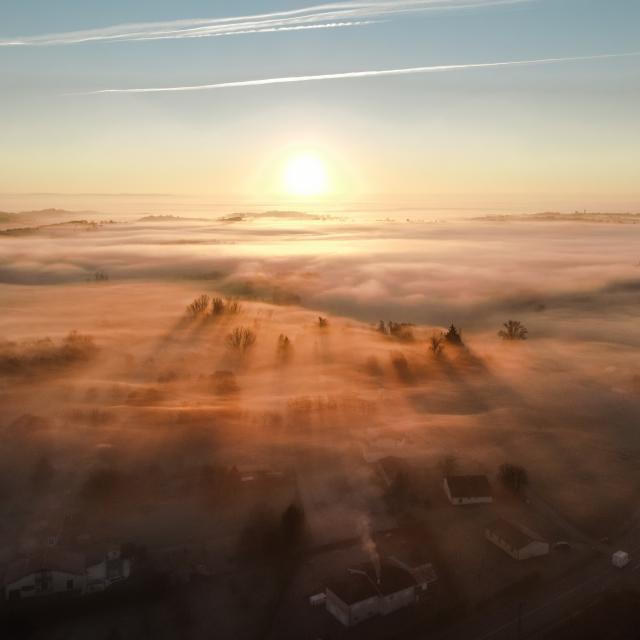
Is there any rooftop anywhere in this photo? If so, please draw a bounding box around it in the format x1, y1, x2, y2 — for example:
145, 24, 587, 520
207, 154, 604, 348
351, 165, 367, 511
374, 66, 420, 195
327, 562, 416, 605
4, 548, 85, 585
486, 518, 545, 549
445, 474, 492, 499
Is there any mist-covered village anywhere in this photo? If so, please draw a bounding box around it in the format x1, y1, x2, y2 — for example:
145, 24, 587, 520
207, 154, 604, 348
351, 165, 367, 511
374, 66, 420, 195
1, 209, 640, 639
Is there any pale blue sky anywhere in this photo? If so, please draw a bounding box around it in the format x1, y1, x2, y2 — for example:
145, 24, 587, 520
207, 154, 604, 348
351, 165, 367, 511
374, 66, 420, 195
0, 0, 638, 211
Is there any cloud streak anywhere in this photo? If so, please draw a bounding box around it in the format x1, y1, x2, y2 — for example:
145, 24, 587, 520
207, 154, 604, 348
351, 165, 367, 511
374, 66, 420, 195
82, 52, 640, 95
0, 0, 529, 47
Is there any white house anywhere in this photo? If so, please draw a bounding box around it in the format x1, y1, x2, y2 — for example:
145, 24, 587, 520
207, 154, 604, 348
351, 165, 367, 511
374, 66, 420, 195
4, 549, 86, 601
325, 562, 417, 627
443, 475, 493, 505
485, 518, 550, 560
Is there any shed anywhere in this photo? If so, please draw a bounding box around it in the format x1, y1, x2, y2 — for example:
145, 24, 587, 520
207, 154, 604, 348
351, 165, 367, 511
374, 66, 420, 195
485, 518, 549, 560
443, 475, 493, 505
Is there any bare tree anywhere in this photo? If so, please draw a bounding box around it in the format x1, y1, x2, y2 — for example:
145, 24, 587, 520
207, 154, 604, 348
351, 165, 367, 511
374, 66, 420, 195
211, 297, 225, 315
498, 320, 528, 341
226, 327, 257, 352
277, 334, 291, 361
429, 333, 444, 357
186, 294, 210, 317
225, 298, 242, 314
318, 316, 329, 328
498, 463, 529, 493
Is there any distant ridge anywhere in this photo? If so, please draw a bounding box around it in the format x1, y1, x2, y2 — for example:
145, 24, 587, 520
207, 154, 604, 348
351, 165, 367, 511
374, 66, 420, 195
138, 214, 210, 222
218, 210, 335, 222
475, 212, 640, 224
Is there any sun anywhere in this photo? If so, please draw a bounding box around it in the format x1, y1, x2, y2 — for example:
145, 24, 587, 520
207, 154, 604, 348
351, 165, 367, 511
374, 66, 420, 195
283, 153, 328, 197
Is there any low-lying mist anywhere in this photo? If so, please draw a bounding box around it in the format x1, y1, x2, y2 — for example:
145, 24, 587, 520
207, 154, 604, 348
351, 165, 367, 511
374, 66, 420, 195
1, 212, 640, 637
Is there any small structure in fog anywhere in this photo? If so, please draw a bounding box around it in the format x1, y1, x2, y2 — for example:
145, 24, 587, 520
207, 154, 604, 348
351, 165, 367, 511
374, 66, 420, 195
85, 548, 131, 593
4, 549, 85, 600
485, 518, 549, 560
443, 475, 492, 505
612, 550, 630, 568
325, 562, 417, 627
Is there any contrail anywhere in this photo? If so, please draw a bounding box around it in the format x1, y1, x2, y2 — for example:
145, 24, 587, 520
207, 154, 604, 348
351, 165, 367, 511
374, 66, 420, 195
0, 0, 530, 47
82, 52, 640, 95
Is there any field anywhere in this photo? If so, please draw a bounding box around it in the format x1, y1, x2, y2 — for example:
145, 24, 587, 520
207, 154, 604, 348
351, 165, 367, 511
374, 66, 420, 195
1, 211, 640, 637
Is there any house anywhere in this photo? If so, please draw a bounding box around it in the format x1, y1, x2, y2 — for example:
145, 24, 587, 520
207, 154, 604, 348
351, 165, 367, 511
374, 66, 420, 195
3, 549, 85, 600
485, 518, 550, 560
325, 562, 417, 627
85, 548, 131, 593
443, 475, 492, 505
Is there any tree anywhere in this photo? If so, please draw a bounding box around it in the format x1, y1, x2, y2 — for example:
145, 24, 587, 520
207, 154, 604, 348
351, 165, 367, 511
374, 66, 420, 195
443, 323, 464, 346
429, 333, 444, 358
186, 294, 210, 317
277, 334, 291, 361
387, 322, 414, 342
280, 503, 305, 545
498, 320, 528, 341
225, 327, 256, 352
377, 321, 414, 341
498, 463, 529, 493
439, 454, 458, 477
318, 316, 329, 328
211, 297, 225, 315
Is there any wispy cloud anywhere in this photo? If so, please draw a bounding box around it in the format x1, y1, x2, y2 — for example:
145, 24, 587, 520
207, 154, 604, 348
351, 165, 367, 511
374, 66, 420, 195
0, 0, 530, 47
81, 52, 640, 95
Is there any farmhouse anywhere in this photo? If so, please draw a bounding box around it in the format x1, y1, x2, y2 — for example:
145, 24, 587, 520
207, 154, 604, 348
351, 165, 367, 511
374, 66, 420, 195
443, 475, 493, 505
325, 562, 417, 627
3, 549, 86, 600
3, 546, 132, 600
485, 518, 550, 560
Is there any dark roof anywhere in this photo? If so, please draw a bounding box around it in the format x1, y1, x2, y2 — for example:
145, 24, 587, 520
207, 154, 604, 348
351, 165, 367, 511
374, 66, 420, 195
4, 549, 85, 585
327, 562, 416, 605
445, 475, 492, 499
486, 518, 545, 549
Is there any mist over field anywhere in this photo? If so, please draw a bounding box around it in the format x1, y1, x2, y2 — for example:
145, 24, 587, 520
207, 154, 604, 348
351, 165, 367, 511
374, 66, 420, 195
2, 211, 640, 639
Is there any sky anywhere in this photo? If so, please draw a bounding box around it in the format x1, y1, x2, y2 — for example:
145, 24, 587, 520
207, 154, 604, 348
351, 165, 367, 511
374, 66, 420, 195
0, 0, 639, 213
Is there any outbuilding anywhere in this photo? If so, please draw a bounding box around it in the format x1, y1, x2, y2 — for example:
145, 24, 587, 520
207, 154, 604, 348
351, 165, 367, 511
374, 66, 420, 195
443, 475, 493, 505
485, 518, 549, 560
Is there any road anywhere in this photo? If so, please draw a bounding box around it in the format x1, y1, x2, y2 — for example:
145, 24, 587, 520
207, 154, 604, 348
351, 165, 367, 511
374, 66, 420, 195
431, 532, 640, 640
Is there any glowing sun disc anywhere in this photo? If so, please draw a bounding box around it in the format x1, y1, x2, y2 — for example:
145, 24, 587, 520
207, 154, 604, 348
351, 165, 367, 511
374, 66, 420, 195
283, 154, 328, 197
